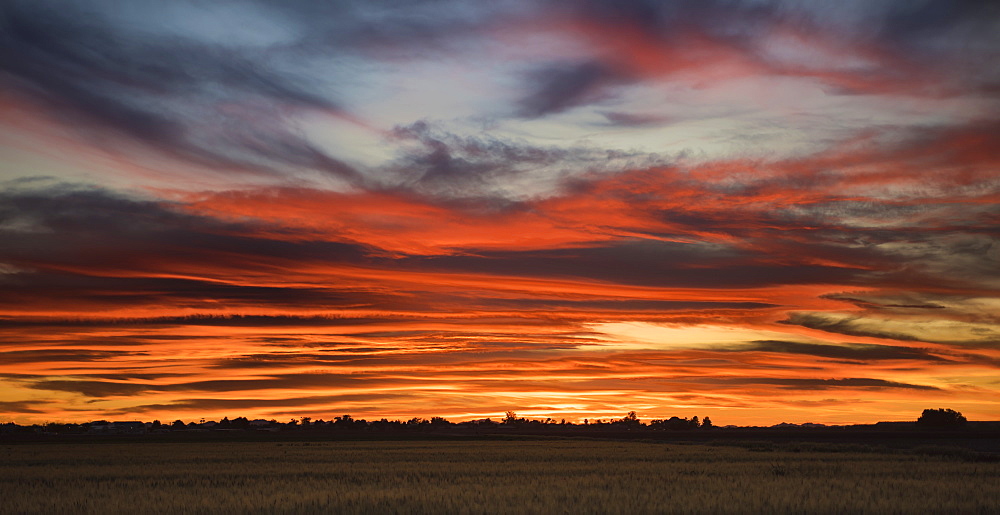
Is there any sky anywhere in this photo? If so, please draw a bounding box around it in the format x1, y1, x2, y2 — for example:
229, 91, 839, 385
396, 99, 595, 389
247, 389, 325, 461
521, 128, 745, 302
1, 0, 998, 426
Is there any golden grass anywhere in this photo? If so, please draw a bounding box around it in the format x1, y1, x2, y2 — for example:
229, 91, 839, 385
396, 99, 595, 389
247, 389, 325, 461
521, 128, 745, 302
1, 439, 997, 513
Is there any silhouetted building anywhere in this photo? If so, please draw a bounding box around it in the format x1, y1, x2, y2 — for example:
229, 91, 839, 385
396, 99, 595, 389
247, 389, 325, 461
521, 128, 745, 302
111, 421, 145, 434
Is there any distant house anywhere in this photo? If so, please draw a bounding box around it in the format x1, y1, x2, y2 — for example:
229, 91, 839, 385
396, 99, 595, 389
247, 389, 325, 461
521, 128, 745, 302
249, 419, 279, 431
111, 421, 146, 434
146, 422, 170, 434
88, 423, 112, 433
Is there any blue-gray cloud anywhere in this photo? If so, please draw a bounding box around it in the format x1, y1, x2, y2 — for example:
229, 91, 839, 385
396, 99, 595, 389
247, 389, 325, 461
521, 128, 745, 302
0, 1, 363, 180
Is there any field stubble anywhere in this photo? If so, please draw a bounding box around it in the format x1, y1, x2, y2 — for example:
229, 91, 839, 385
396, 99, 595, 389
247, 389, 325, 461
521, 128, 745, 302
1, 439, 997, 513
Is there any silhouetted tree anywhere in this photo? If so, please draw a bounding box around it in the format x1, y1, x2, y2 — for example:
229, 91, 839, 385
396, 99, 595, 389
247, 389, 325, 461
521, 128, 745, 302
917, 408, 967, 428
651, 416, 698, 430
504, 411, 518, 425
620, 411, 640, 429
690, 416, 700, 428
172, 420, 185, 429
702, 416, 713, 429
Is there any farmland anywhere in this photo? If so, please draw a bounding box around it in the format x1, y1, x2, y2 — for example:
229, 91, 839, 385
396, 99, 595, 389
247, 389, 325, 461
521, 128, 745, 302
2, 439, 998, 513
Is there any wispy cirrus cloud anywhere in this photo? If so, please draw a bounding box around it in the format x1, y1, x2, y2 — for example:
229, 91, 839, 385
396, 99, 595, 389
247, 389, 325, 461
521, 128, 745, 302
0, 1, 367, 183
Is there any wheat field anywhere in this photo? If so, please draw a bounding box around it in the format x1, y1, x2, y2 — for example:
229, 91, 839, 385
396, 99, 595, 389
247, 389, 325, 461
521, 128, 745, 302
2, 439, 997, 513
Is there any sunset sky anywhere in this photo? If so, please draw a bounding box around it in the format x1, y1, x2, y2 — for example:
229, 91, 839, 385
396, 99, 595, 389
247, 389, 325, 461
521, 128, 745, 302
1, 0, 998, 426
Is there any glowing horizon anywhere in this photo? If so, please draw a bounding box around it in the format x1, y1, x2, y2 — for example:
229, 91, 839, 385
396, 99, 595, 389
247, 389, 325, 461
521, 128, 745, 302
1, 0, 998, 426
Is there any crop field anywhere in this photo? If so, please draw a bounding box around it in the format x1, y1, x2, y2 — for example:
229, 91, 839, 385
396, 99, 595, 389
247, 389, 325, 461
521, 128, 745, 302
2, 439, 998, 513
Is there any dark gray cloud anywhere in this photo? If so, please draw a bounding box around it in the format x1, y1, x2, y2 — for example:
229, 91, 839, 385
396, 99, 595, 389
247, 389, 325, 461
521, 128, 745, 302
385, 120, 660, 198
466, 297, 777, 312
561, 0, 1000, 58
0, 349, 146, 365
553, 0, 1000, 97
823, 293, 945, 311
693, 376, 940, 391
78, 373, 191, 381
880, 0, 1000, 48
0, 315, 394, 329
820, 291, 1000, 329
0, 185, 387, 311
0, 186, 361, 267
388, 120, 567, 192
558, 0, 779, 40
741, 340, 945, 362
781, 312, 1000, 347
210, 354, 359, 370
209, 350, 442, 370
0, 400, 50, 414
112, 392, 412, 414
0, 273, 397, 313
782, 313, 921, 342
27, 372, 426, 397
261, 0, 506, 56
410, 239, 872, 288
206, 339, 594, 371
599, 111, 670, 127
28, 379, 152, 398
517, 61, 622, 118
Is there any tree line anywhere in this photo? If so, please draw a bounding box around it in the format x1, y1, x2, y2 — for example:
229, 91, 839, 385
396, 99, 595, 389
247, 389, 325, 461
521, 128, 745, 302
2, 408, 972, 435
1, 411, 714, 435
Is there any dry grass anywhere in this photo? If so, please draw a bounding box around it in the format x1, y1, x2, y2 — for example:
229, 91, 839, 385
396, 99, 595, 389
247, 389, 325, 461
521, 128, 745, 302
1, 439, 997, 513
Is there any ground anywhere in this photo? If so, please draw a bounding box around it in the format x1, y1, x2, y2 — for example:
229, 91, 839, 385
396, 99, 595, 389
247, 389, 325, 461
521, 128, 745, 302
2, 438, 998, 513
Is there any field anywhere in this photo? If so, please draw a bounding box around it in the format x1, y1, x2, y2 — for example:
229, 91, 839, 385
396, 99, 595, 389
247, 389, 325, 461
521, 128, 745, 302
2, 438, 998, 513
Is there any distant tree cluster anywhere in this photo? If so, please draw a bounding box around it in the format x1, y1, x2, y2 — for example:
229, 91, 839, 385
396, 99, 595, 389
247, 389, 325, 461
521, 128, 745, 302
649, 415, 708, 430
916, 408, 967, 429
498, 411, 713, 431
